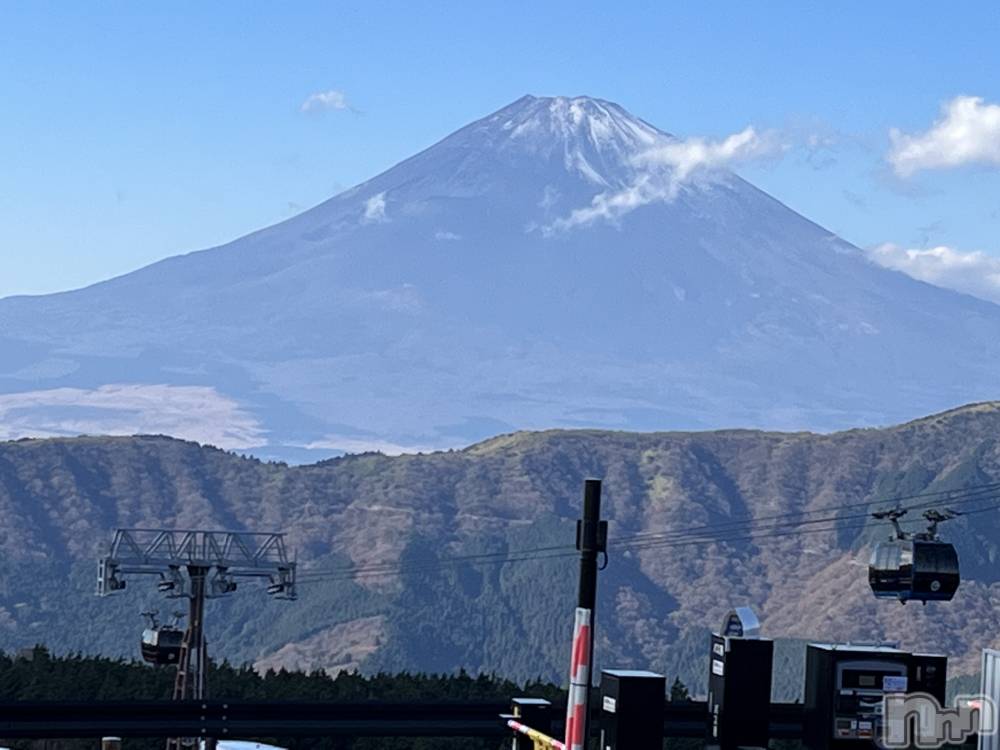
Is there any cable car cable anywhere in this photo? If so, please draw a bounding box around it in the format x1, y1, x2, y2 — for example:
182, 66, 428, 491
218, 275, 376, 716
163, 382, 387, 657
293, 520, 877, 584
294, 485, 1000, 583
606, 486, 1000, 550
298, 500, 1000, 585
295, 484, 1000, 581
294, 490, 1000, 583
612, 482, 1000, 544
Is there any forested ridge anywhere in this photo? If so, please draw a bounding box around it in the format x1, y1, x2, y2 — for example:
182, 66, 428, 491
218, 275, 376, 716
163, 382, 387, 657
2, 403, 1000, 698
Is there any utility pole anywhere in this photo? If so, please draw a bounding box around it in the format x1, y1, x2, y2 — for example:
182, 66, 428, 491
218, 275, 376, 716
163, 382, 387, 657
565, 478, 607, 750
577, 478, 603, 631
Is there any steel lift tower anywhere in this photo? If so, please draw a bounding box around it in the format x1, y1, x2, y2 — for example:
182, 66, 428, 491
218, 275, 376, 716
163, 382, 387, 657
97, 529, 297, 749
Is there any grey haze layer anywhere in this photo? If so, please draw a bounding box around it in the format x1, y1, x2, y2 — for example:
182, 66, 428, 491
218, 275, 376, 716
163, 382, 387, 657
1, 96, 998, 459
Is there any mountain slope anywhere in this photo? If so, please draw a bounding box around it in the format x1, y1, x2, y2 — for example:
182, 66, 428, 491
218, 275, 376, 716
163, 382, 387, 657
2, 95, 1000, 458
1, 403, 1000, 696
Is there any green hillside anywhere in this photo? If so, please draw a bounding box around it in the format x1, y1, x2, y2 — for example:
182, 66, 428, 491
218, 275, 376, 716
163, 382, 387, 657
1, 403, 1000, 698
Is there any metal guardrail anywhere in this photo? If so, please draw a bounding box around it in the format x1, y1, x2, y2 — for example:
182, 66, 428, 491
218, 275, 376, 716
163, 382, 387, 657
0, 700, 511, 739
0, 698, 808, 740
502, 700, 807, 743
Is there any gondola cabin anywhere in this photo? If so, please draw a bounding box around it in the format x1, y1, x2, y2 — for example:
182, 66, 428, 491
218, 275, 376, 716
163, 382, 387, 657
868, 539, 960, 603
140, 624, 184, 664
868, 508, 961, 604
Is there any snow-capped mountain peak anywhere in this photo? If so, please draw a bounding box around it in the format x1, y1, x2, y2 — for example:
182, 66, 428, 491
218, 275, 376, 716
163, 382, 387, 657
3, 94, 1000, 461
494, 95, 666, 149
457, 95, 674, 186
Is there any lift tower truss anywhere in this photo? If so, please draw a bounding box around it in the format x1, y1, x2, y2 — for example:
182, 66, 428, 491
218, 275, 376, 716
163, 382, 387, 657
97, 529, 297, 750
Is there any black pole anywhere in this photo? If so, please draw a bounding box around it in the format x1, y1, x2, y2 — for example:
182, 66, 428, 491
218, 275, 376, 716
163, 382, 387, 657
575, 478, 604, 746
577, 478, 602, 612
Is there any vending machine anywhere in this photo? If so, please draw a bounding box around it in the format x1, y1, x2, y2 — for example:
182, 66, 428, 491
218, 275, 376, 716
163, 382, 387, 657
804, 643, 947, 750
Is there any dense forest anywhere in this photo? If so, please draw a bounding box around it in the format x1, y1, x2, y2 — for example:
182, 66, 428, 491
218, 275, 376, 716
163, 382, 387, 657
0, 648, 974, 750
0, 647, 567, 750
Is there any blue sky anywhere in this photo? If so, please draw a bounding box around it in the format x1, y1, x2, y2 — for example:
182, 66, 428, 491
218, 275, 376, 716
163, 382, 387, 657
2, 1, 999, 298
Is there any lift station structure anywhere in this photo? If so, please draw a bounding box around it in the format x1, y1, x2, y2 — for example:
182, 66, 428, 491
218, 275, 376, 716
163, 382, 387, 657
97, 528, 297, 747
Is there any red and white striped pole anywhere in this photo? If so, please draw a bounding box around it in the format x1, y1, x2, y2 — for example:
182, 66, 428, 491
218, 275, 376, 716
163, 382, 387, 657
564, 606, 592, 750
564, 479, 604, 750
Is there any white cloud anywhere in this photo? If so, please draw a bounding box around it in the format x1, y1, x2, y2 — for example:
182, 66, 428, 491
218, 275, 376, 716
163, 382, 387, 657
300, 89, 351, 114
539, 185, 561, 210
304, 435, 440, 456
0, 384, 265, 449
434, 230, 461, 241
888, 96, 1000, 176
362, 192, 387, 223
546, 127, 785, 232
867, 243, 1000, 305
636, 126, 783, 179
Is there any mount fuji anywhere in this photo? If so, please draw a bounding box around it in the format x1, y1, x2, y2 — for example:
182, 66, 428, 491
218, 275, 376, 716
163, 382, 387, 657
2, 95, 999, 459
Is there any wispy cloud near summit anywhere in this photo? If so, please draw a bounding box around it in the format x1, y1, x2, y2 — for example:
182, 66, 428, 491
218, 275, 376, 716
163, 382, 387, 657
545, 126, 785, 232
635, 127, 783, 177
